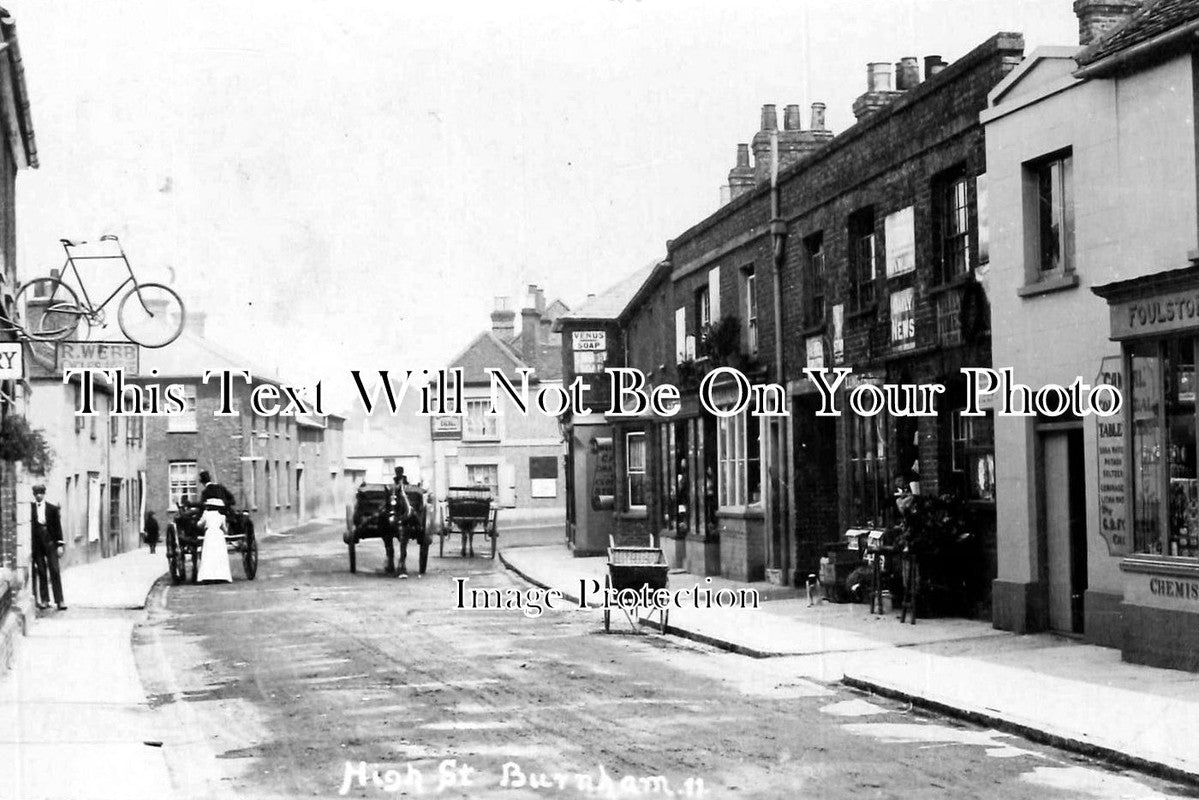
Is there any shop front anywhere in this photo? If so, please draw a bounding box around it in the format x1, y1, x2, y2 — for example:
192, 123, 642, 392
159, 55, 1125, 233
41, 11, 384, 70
1094, 266, 1199, 671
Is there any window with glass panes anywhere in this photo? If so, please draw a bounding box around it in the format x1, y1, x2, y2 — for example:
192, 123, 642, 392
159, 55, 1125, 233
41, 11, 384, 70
849, 209, 877, 309
848, 411, 889, 525
937, 169, 971, 281
463, 398, 499, 440
167, 385, 198, 432
743, 267, 757, 354
466, 464, 499, 497
1030, 151, 1074, 274
951, 410, 995, 501
804, 232, 825, 326
626, 431, 647, 509
717, 409, 761, 508
168, 461, 197, 509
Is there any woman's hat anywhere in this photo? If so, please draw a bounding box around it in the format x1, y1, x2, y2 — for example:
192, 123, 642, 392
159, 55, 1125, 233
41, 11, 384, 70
203, 498, 225, 508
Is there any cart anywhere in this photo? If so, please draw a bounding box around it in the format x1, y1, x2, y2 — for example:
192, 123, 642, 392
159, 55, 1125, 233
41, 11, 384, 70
603, 534, 670, 634
165, 505, 257, 584
439, 485, 499, 558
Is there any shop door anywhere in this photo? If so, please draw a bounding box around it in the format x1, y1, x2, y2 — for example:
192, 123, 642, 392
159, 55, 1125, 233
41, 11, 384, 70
1042, 427, 1087, 634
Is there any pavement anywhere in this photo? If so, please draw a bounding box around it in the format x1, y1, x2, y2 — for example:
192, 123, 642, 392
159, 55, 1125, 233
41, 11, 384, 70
501, 543, 1199, 785
0, 545, 173, 800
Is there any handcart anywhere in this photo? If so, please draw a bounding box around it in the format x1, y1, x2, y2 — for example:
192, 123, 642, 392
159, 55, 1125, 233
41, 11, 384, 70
603, 534, 670, 634
439, 485, 499, 558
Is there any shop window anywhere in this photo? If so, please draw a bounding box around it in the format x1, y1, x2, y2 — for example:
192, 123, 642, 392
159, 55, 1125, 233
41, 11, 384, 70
573, 350, 605, 374
849, 208, 877, 310
934, 167, 971, 282
848, 410, 889, 526
463, 398, 500, 440
951, 410, 996, 501
1027, 150, 1075, 277
168, 461, 197, 510
467, 464, 499, 498
660, 422, 689, 534
804, 232, 825, 326
742, 265, 757, 354
167, 385, 198, 433
626, 431, 647, 510
716, 409, 761, 508
1129, 338, 1199, 557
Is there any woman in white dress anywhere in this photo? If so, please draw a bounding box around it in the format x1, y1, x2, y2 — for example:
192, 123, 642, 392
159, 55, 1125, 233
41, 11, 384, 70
196, 498, 233, 583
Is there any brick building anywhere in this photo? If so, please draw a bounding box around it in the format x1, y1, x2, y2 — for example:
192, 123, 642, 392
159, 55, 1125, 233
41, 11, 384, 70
580, 33, 1024, 609
429, 287, 568, 526
137, 315, 345, 536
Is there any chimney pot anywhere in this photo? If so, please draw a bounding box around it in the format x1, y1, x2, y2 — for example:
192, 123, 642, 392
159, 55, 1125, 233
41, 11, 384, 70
736, 143, 750, 167
760, 104, 778, 131
810, 102, 827, 131
867, 62, 892, 92
783, 104, 802, 131
924, 55, 945, 78
895, 56, 920, 90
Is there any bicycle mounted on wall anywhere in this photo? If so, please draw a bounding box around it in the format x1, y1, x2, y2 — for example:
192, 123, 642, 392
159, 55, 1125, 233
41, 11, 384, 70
8, 235, 185, 349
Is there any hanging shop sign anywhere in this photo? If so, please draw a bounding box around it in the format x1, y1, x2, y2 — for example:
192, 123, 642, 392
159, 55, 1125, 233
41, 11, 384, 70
1095, 355, 1130, 556
0, 342, 21, 379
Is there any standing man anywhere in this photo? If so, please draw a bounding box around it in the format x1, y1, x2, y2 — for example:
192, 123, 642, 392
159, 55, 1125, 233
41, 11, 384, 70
30, 484, 66, 611
198, 470, 236, 510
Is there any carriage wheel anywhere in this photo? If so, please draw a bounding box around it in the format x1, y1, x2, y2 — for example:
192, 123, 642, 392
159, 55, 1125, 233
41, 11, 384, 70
166, 524, 184, 585
348, 539, 357, 573
189, 545, 200, 584
603, 574, 612, 633
242, 523, 258, 580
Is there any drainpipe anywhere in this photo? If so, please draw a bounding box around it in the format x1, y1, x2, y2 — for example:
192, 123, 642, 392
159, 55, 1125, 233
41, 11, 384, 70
768, 131, 792, 586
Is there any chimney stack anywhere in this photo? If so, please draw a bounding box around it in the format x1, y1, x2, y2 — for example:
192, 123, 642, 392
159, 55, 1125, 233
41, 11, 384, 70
491, 296, 515, 339
751, 105, 780, 182
728, 143, 755, 200
895, 57, 921, 90
810, 102, 827, 131
853, 61, 906, 121
783, 104, 802, 131
520, 286, 543, 368
1074, 0, 1140, 46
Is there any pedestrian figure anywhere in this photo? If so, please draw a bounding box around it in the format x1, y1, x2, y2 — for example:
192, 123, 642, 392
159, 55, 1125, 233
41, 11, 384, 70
30, 484, 66, 611
196, 498, 233, 583
144, 510, 160, 554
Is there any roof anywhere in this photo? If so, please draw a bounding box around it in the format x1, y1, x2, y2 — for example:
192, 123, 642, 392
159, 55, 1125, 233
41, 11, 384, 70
445, 330, 529, 384
1077, 0, 1199, 70
138, 328, 289, 385
556, 260, 661, 324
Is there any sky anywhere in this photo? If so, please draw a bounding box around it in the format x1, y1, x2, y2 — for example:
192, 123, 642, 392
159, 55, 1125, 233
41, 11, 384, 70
4, 0, 1079, 407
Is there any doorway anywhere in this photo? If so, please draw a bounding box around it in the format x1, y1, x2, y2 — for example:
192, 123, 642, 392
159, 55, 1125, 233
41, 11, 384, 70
1040, 426, 1087, 634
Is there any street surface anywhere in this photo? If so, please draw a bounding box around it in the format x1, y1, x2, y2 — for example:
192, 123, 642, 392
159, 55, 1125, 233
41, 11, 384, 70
133, 521, 1198, 799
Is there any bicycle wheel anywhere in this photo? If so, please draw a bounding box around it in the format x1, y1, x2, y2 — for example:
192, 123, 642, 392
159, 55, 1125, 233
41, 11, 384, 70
117, 282, 185, 348
13, 277, 84, 341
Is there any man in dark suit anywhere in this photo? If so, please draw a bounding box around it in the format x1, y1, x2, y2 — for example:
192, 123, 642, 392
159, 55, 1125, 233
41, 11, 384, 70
198, 470, 236, 510
30, 484, 66, 611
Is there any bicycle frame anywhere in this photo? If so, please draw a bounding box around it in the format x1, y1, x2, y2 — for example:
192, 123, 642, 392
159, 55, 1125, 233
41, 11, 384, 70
57, 237, 147, 317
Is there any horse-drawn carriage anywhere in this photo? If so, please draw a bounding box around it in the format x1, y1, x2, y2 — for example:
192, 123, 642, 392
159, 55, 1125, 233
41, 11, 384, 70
438, 485, 499, 558
165, 503, 258, 584
344, 482, 431, 575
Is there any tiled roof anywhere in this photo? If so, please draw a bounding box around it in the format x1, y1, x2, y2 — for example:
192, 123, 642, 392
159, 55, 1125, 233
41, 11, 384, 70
1077, 0, 1199, 67
558, 261, 659, 322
